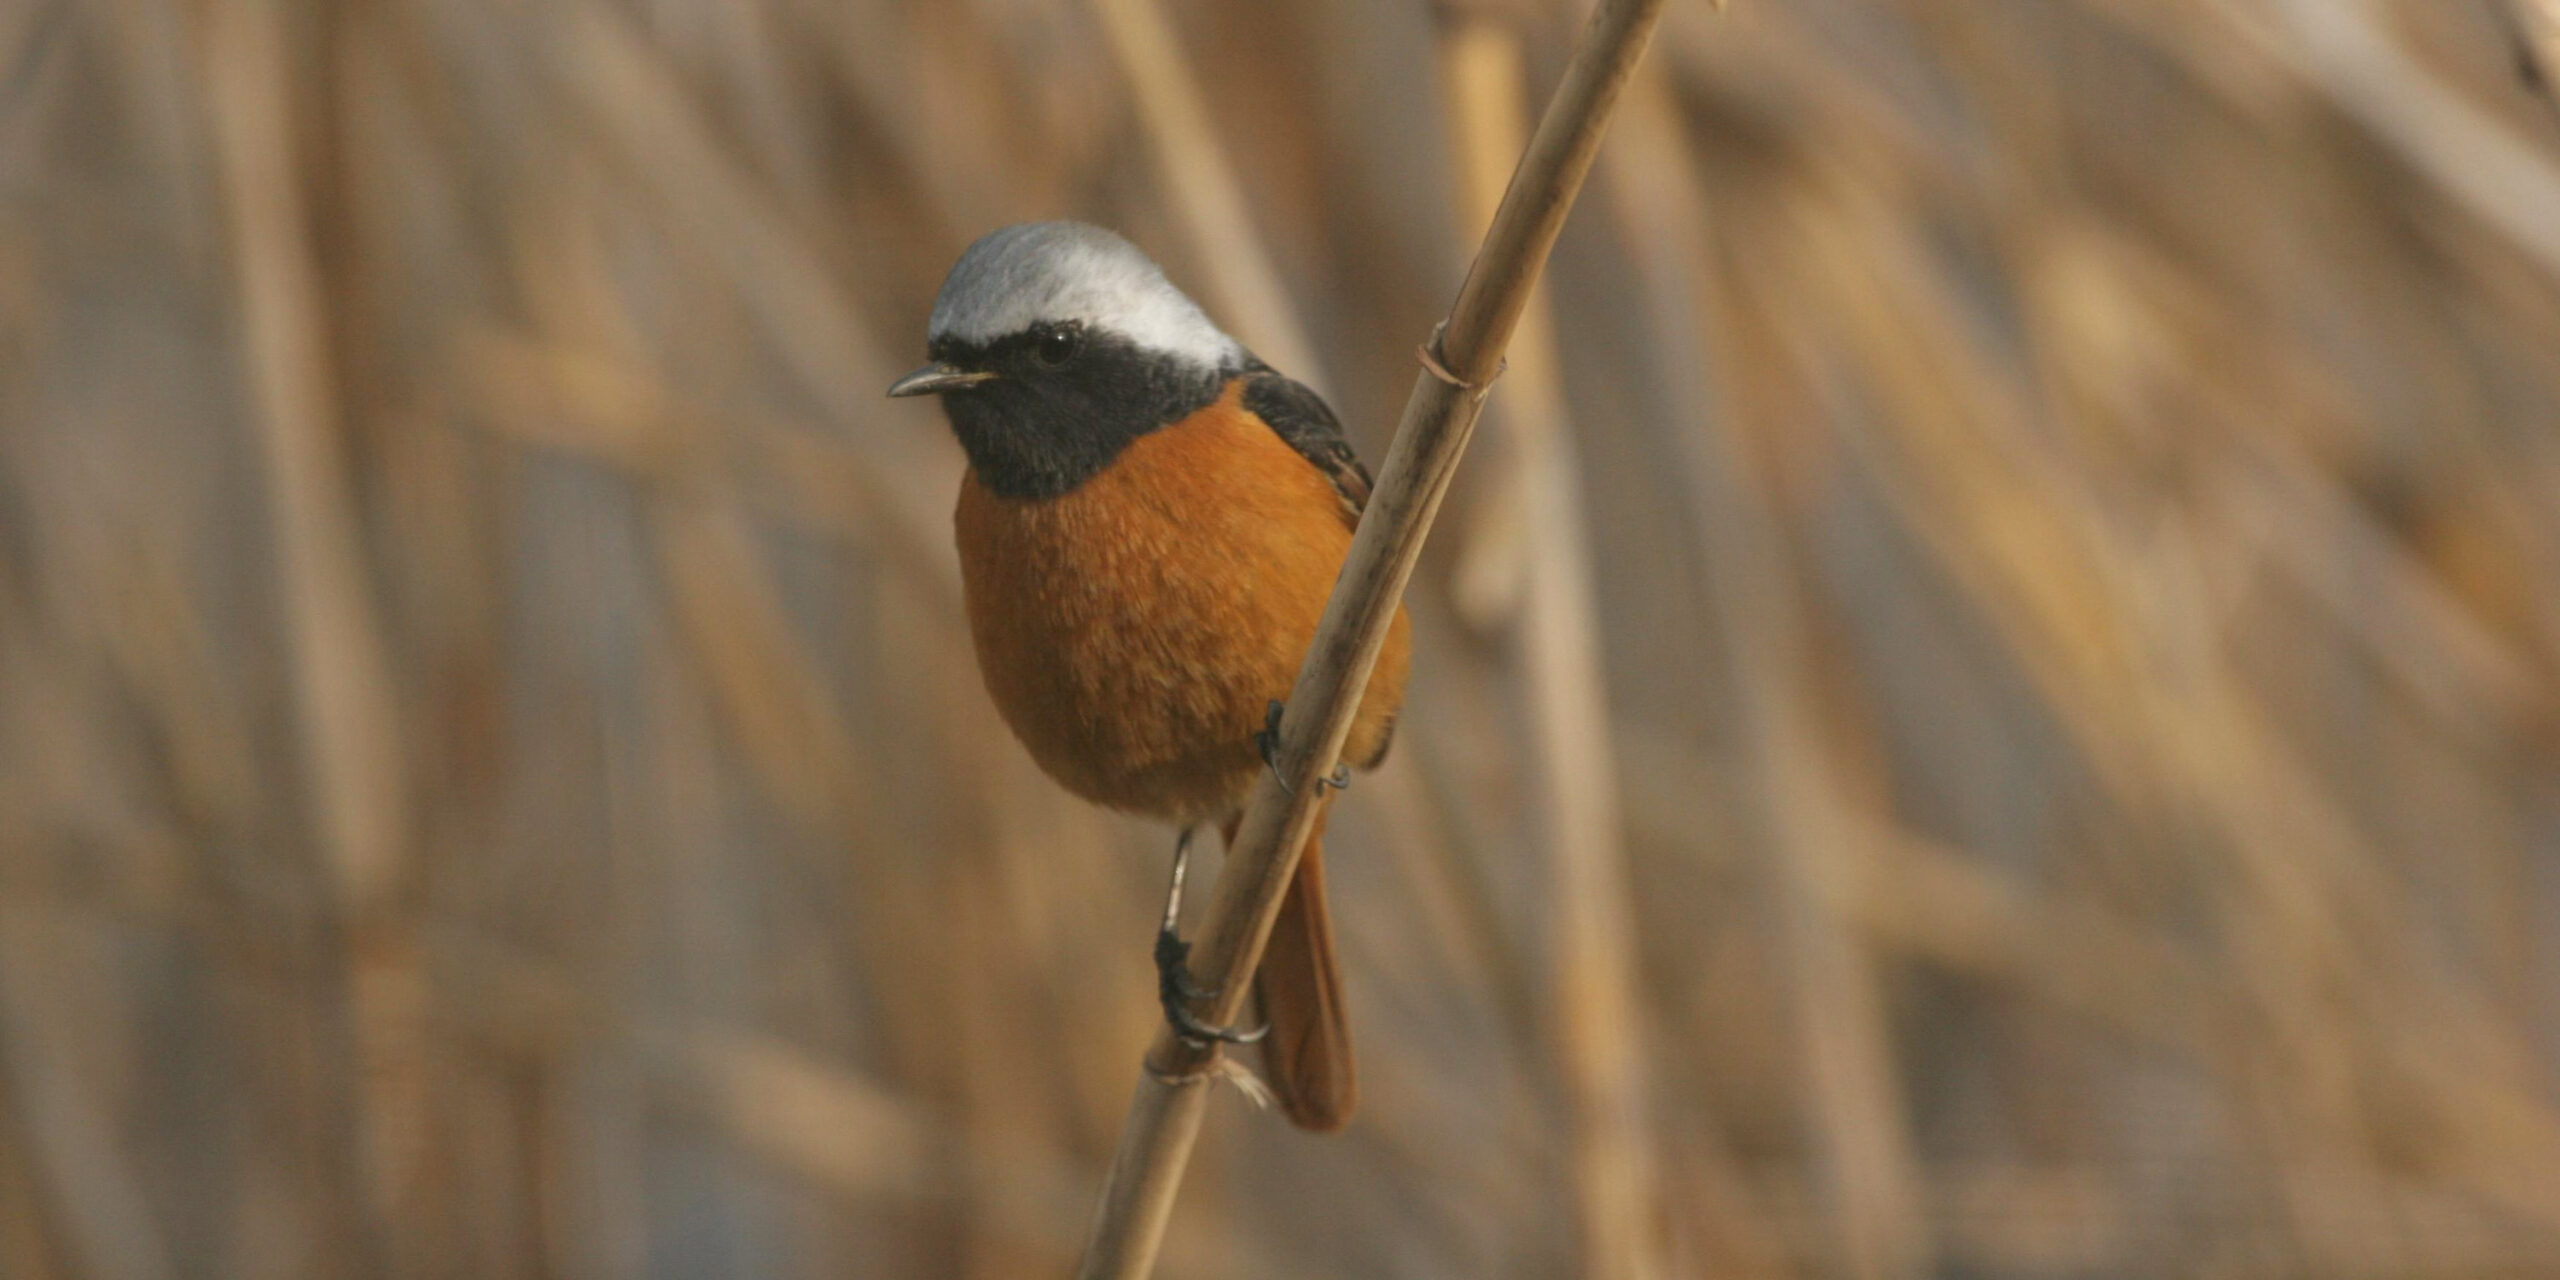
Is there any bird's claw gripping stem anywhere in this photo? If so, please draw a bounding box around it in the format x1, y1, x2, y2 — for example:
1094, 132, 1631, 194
1257, 700, 1350, 796
1153, 825, 1267, 1047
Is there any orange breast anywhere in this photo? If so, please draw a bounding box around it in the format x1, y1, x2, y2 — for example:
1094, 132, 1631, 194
954, 382, 1411, 823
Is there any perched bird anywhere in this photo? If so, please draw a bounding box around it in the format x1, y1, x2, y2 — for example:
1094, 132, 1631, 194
888, 222, 1409, 1132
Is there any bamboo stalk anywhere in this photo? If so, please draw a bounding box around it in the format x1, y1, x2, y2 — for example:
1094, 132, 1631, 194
1435, 9, 1661, 1277
1073, 2, 1671, 1276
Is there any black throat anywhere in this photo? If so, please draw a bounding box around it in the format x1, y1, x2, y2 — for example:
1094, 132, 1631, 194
931, 329, 1236, 500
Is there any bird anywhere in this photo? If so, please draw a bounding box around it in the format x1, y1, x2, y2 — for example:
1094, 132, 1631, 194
887, 221, 1409, 1132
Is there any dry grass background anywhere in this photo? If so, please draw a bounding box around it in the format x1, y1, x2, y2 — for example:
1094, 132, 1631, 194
5, 0, 2560, 1276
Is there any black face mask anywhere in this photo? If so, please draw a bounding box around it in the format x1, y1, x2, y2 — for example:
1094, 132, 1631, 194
929, 323, 1236, 500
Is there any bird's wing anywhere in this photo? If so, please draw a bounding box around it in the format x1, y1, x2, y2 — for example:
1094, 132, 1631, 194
1240, 369, 1372, 529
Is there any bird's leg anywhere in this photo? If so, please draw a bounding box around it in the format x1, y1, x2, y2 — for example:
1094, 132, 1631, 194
1154, 824, 1266, 1046
1257, 699, 1351, 795
1155, 826, 1212, 1002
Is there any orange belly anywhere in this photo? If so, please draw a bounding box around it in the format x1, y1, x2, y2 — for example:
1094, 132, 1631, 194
953, 384, 1410, 823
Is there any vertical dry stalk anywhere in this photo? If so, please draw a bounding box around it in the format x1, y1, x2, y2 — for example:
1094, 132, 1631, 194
563, 0, 965, 592
0, 908, 177, 1280
203, 0, 407, 918
1073, 2, 1672, 1277
1087, 0, 1327, 385
1603, 72, 1937, 1280
1437, 10, 1662, 1278
201, 0, 418, 1265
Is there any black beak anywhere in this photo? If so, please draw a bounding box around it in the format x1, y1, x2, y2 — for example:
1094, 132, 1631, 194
886, 362, 998, 398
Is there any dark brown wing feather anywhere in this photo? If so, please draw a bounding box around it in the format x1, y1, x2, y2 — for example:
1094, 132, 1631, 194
1237, 369, 1397, 770
1241, 369, 1370, 528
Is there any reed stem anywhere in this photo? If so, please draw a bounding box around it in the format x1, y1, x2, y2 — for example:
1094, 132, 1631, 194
1071, 2, 1673, 1275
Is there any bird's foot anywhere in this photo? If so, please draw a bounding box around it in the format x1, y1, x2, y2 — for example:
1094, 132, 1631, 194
1257, 700, 1350, 795
1155, 927, 1266, 1047
1153, 825, 1266, 1047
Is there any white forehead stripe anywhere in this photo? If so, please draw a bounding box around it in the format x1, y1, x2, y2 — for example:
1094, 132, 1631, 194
928, 222, 1244, 370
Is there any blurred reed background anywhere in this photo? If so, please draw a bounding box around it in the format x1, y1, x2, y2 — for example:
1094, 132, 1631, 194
5, 0, 2560, 1276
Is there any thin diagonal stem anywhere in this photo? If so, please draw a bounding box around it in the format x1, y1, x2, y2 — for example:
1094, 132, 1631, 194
1071, 2, 1675, 1276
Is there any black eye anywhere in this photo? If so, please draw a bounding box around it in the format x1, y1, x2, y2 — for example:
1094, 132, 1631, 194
1034, 325, 1081, 367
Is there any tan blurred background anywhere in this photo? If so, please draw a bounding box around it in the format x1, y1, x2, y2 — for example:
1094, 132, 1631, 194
7, 0, 2560, 1276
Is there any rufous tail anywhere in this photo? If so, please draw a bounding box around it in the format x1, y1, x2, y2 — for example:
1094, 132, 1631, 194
1223, 812, 1356, 1131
